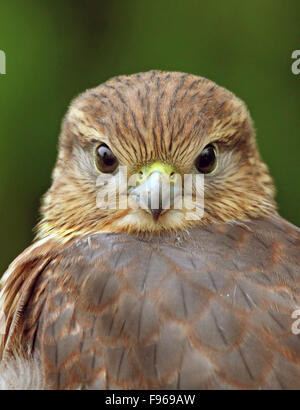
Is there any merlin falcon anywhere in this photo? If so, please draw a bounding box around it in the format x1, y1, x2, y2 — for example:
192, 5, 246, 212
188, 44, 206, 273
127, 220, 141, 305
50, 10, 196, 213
0, 71, 299, 389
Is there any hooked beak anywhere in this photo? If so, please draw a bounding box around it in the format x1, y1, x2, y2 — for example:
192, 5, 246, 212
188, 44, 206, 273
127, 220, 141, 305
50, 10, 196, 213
129, 161, 178, 221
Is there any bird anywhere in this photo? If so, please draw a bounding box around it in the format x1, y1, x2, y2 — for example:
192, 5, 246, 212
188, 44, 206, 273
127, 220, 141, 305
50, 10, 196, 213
0, 70, 299, 390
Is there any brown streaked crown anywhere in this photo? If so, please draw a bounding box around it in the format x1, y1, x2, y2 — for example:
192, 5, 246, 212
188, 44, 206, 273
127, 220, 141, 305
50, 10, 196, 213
37, 70, 276, 239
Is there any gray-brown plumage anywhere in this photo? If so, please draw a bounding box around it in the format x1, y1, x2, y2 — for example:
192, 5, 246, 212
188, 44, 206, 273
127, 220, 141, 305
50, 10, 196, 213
0, 71, 299, 389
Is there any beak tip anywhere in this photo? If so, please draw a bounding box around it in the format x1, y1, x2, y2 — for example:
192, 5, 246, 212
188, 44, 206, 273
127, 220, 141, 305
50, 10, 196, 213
150, 209, 162, 221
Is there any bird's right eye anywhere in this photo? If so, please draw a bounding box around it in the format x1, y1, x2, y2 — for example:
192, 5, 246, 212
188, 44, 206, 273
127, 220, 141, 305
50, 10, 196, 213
95, 143, 119, 173
194, 143, 218, 174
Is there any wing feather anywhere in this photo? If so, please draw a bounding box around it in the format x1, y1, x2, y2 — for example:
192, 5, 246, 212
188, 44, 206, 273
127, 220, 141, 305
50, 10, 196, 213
1, 216, 300, 389
0, 236, 68, 359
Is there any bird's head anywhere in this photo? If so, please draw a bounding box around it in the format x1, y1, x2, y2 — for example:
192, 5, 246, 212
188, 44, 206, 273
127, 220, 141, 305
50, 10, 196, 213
37, 71, 276, 240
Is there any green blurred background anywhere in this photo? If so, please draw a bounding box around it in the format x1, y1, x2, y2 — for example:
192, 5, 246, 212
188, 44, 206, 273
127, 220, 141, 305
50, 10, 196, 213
0, 0, 299, 274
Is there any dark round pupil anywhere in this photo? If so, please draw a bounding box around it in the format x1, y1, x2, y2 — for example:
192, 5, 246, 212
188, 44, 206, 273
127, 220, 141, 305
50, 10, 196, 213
195, 144, 216, 173
96, 144, 118, 173
98, 146, 116, 165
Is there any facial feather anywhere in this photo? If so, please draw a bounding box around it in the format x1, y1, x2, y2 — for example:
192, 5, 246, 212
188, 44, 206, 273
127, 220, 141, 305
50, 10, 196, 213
37, 70, 276, 239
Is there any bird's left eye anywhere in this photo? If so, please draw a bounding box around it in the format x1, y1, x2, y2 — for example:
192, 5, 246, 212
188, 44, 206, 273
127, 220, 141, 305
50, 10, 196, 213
95, 143, 119, 173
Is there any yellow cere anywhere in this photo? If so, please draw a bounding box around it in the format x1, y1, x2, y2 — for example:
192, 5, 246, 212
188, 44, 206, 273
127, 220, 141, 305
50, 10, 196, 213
138, 161, 176, 183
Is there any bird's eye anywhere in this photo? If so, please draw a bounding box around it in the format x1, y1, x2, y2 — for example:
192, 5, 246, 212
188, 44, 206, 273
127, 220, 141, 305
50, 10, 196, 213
95, 143, 119, 173
195, 144, 218, 174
